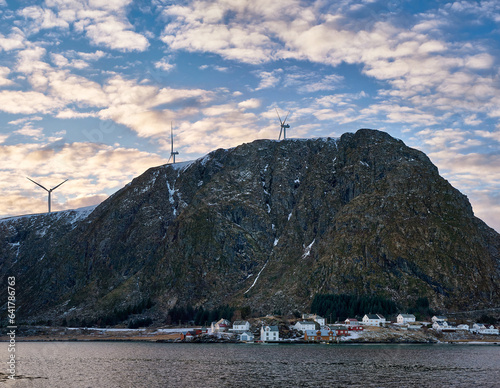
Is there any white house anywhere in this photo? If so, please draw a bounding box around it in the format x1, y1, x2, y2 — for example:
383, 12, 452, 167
432, 315, 448, 323
432, 321, 449, 331
239, 332, 254, 342
210, 318, 231, 333
362, 314, 386, 326
406, 323, 422, 330
302, 314, 326, 326
457, 324, 470, 331
294, 321, 317, 332
231, 321, 250, 332
397, 314, 416, 324
345, 318, 360, 326
472, 324, 499, 335
261, 325, 279, 342
479, 325, 499, 335
314, 316, 326, 326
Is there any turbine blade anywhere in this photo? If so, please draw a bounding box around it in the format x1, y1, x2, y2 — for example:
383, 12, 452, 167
167, 154, 172, 165
51, 179, 68, 191
275, 108, 282, 124
171, 121, 174, 153
278, 127, 283, 141
283, 111, 290, 124
26, 177, 49, 192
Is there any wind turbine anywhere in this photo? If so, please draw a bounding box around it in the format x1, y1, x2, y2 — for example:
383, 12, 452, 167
167, 121, 179, 164
26, 177, 68, 213
275, 108, 290, 140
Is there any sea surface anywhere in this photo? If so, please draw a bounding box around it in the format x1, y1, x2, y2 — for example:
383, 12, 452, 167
4, 342, 500, 387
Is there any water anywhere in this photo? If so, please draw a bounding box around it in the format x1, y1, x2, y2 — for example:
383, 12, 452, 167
4, 342, 500, 387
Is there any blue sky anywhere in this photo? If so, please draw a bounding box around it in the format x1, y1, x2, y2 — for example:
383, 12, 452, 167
0, 0, 499, 232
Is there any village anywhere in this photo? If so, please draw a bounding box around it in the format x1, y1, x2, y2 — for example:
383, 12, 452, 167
176, 313, 500, 344
9, 312, 500, 344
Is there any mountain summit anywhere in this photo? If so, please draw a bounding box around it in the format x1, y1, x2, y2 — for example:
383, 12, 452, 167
2, 129, 499, 322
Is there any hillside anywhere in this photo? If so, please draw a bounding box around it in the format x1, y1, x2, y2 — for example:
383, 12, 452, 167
1, 129, 499, 323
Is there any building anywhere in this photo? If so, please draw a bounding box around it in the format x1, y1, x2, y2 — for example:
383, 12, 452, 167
432, 316, 448, 323
231, 321, 250, 332
261, 325, 279, 342
432, 321, 449, 331
302, 314, 326, 326
304, 327, 350, 341
397, 314, 416, 324
239, 332, 254, 342
478, 325, 499, 335
180, 330, 199, 341
304, 329, 335, 342
329, 325, 350, 336
210, 318, 231, 333
471, 324, 499, 335
362, 314, 386, 326
406, 323, 422, 330
345, 318, 359, 325
294, 321, 317, 332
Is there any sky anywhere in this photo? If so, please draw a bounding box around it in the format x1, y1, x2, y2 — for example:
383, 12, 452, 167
0, 0, 499, 232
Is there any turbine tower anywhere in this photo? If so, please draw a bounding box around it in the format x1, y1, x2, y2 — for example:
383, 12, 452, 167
276, 108, 290, 140
168, 121, 179, 164
26, 177, 68, 213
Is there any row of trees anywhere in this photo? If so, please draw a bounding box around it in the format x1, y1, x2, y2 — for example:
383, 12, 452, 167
61, 298, 154, 328
167, 304, 238, 326
310, 293, 398, 321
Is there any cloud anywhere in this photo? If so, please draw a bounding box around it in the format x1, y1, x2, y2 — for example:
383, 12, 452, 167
0, 28, 26, 51
0, 66, 13, 86
18, 5, 69, 34
154, 58, 175, 72
0, 90, 63, 114
6, 46, 214, 138
238, 98, 261, 110
0, 141, 166, 217
17, 0, 149, 52
254, 69, 283, 90
159, 0, 500, 129
82, 15, 149, 52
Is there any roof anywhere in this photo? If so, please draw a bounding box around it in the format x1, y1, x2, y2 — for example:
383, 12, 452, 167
266, 325, 279, 332
233, 320, 249, 326
399, 314, 416, 318
365, 314, 382, 320
305, 329, 332, 336
297, 321, 316, 325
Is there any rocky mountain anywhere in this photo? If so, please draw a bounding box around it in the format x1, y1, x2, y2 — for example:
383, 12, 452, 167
2, 129, 499, 323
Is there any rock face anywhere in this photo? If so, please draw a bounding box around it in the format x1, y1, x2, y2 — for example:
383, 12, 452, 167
1, 129, 499, 321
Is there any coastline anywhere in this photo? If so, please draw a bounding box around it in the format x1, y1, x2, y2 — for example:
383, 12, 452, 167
2, 326, 499, 345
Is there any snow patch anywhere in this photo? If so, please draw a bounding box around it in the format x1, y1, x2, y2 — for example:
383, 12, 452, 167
244, 261, 268, 294
167, 160, 195, 171
301, 239, 315, 259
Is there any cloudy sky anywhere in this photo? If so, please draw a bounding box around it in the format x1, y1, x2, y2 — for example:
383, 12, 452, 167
0, 0, 499, 232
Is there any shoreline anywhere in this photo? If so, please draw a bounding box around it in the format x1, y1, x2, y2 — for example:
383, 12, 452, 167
2, 326, 500, 345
